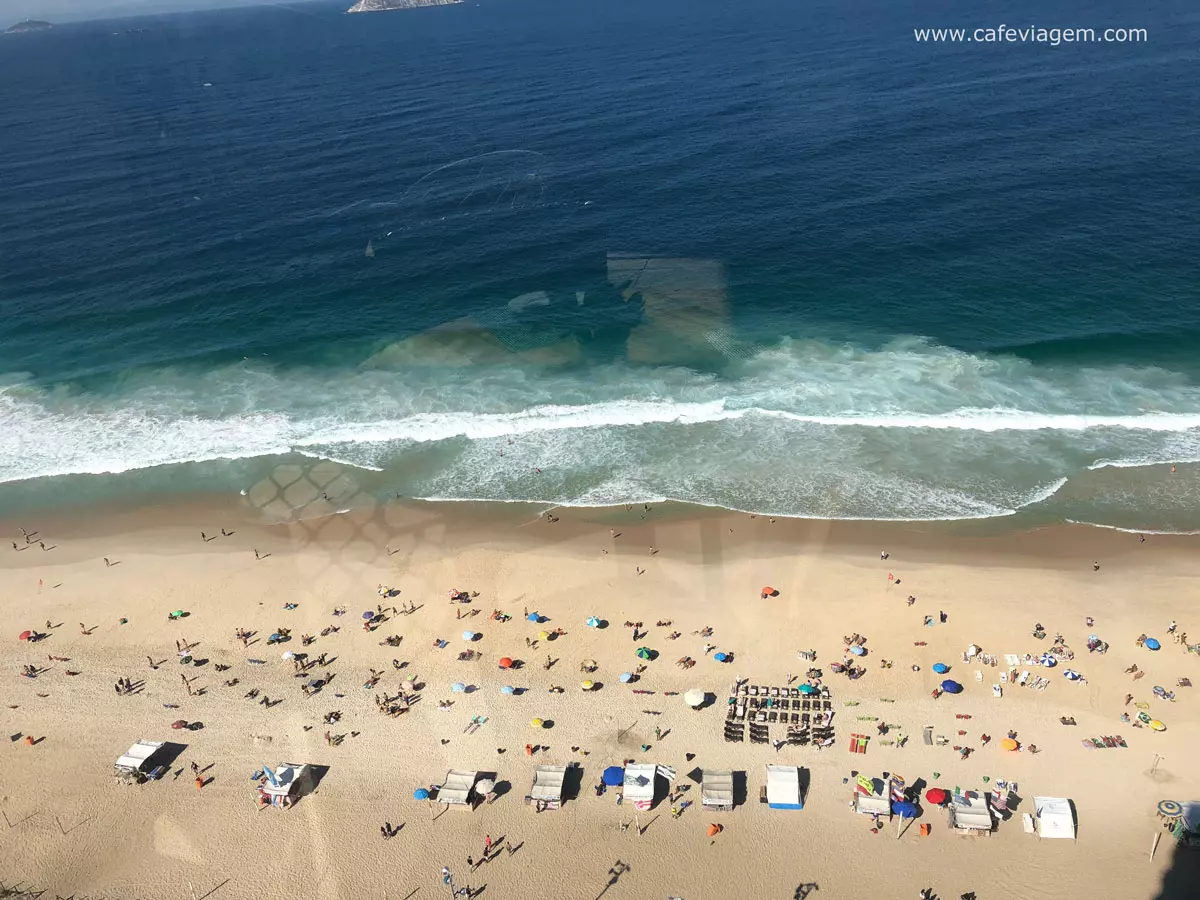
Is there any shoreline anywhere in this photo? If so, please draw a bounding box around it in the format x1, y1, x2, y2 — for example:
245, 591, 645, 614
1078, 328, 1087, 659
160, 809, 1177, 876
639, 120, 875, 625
2, 489, 1197, 900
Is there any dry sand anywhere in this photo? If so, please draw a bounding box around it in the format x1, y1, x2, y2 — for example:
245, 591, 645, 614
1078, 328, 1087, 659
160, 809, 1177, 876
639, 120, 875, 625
1, 493, 1197, 900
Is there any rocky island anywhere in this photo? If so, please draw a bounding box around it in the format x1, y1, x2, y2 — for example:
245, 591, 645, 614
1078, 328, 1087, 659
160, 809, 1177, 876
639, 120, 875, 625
5, 19, 53, 33
347, 0, 462, 13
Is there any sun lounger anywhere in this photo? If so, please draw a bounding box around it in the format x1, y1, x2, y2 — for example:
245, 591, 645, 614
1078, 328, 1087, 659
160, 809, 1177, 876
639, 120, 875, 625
923, 726, 933, 746
992, 684, 1002, 698
975, 670, 983, 681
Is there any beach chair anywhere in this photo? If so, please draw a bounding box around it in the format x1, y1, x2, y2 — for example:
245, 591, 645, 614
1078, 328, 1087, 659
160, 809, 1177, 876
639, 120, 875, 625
974, 670, 983, 682
923, 726, 933, 746
1023, 813, 1035, 834
992, 684, 1002, 698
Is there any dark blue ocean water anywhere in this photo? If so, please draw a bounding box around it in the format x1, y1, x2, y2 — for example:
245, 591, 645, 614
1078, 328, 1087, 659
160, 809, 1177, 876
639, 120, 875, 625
2, 0, 1200, 529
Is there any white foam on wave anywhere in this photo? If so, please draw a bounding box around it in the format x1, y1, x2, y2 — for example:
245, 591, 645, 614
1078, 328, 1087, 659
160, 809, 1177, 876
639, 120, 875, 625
1064, 519, 1200, 536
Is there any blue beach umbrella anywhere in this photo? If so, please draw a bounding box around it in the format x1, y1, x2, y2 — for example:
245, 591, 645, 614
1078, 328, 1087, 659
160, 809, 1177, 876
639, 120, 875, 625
586, 616, 601, 628
636, 647, 652, 660
798, 684, 818, 695
501, 685, 515, 695
1145, 638, 1161, 650
849, 645, 866, 657
602, 766, 625, 786
413, 788, 430, 800
451, 682, 466, 693
892, 801, 919, 818
527, 612, 540, 623
462, 630, 476, 641
362, 611, 375, 620
714, 652, 728, 662
941, 680, 963, 694
932, 663, 949, 674
619, 672, 633, 683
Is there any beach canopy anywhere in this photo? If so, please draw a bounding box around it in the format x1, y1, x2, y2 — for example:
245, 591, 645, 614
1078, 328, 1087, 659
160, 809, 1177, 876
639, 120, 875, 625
684, 689, 706, 708
636, 647, 652, 659
932, 663, 948, 674
1033, 796, 1075, 839
501, 685, 515, 695
413, 788, 429, 800
462, 631, 476, 641
18, 630, 32, 641
1145, 638, 1161, 650
498, 657, 513, 669
527, 612, 540, 622
714, 652, 728, 662
602, 766, 625, 786
925, 788, 947, 806
798, 684, 818, 695
1001, 737, 1019, 751
892, 801, 918, 818
701, 769, 734, 810
941, 679, 963, 694
586, 616, 601, 628
619, 672, 633, 683
451, 682, 466, 693
765, 765, 803, 810
438, 770, 478, 806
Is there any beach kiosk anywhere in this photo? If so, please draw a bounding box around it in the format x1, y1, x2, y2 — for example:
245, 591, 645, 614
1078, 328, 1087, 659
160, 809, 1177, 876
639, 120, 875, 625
526, 764, 566, 811
947, 791, 994, 833
853, 775, 891, 818
257, 763, 312, 809
113, 740, 166, 784
438, 770, 479, 809
764, 765, 804, 810
702, 770, 735, 812
1032, 796, 1076, 840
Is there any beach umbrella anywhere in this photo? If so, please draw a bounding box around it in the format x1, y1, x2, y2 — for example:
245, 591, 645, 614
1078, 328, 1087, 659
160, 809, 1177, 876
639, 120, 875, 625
684, 689, 706, 708
714, 652, 728, 662
1042, 656, 1057, 668
586, 616, 601, 628
531, 717, 544, 728
619, 672, 633, 683
892, 801, 918, 818
760, 586, 777, 598
602, 766, 625, 786
581, 680, 595, 690
268, 633, 280, 642
798, 684, 818, 695
1145, 638, 1161, 650
476, 778, 495, 795
501, 685, 515, 695
924, 788, 947, 806
932, 663, 948, 674
451, 682, 466, 693
171, 720, 188, 729
400, 679, 414, 691
636, 647, 652, 660
1000, 737, 1019, 751
707, 823, 723, 836
462, 631, 476, 641
848, 645, 865, 657
498, 657, 513, 669
527, 612, 540, 622
940, 679, 963, 694
171, 610, 185, 619
538, 631, 550, 642
18, 630, 32, 641
413, 788, 430, 800
281, 650, 295, 660
1158, 800, 1183, 818
362, 611, 375, 620
1150, 719, 1166, 731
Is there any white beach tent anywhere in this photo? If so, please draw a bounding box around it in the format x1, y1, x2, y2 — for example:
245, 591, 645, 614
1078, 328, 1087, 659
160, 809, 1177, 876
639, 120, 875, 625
114, 739, 164, 782
948, 792, 994, 832
1033, 796, 1075, 839
528, 764, 566, 810
701, 770, 734, 811
765, 765, 803, 810
623, 763, 657, 810
438, 770, 479, 807
259, 763, 312, 809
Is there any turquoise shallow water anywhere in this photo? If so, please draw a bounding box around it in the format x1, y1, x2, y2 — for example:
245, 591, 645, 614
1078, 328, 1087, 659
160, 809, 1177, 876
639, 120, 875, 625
2, 0, 1200, 530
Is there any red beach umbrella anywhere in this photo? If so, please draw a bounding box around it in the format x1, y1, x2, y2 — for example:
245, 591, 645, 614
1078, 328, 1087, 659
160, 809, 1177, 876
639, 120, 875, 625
925, 788, 948, 806
171, 720, 188, 730
498, 657, 514, 669
18, 630, 33, 641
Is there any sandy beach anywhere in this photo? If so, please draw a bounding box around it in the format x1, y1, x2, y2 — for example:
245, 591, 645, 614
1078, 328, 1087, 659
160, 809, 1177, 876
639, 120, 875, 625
2, 485, 1198, 900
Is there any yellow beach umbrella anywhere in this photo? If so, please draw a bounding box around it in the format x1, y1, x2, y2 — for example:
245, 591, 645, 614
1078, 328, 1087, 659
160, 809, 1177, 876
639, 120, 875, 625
1000, 737, 1019, 751
538, 631, 550, 641
581, 680, 594, 690
531, 717, 544, 728
1150, 719, 1166, 731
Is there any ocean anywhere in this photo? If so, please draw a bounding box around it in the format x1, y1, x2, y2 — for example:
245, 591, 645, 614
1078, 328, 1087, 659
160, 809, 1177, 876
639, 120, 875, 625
2, 0, 1199, 530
